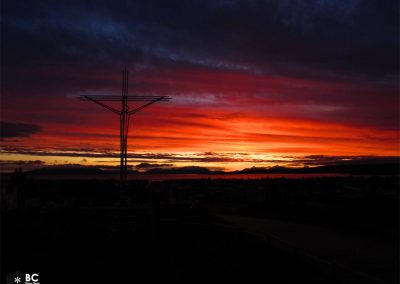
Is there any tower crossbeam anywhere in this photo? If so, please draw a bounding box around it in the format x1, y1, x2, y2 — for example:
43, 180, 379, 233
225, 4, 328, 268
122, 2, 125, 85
79, 68, 171, 186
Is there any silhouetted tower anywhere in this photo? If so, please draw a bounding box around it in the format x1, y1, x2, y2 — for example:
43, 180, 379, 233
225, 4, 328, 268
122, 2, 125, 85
79, 68, 171, 185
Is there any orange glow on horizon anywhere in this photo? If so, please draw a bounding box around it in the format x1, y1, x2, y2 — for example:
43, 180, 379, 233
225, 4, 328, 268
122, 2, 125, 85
1, 67, 399, 171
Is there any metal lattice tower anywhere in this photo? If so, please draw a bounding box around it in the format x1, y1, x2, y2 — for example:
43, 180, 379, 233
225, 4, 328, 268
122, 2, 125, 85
79, 68, 171, 185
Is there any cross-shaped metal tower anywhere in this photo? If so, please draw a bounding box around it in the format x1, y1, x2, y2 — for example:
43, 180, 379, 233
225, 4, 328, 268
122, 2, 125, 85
79, 68, 171, 185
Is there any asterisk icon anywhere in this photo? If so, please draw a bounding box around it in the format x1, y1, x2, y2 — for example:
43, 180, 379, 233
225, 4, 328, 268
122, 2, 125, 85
14, 276, 21, 283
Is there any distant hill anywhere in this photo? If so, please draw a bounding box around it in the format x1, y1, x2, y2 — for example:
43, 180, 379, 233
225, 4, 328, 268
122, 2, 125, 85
234, 163, 399, 175
24, 162, 399, 176
27, 165, 219, 175
145, 166, 222, 174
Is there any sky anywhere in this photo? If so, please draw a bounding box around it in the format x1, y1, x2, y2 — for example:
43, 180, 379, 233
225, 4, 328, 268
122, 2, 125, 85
1, 0, 399, 172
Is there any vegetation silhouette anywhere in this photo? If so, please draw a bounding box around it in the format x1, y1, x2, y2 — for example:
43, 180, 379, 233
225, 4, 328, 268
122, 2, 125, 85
2, 169, 398, 284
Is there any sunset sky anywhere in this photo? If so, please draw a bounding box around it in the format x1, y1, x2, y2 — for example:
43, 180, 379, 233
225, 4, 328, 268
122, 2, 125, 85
1, 0, 399, 172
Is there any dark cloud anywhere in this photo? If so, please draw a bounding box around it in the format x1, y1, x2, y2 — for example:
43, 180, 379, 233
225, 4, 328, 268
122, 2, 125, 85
136, 162, 173, 170
0, 160, 45, 166
3, 145, 397, 168
0, 121, 42, 138
0, 146, 268, 163
291, 155, 399, 166
2, 0, 398, 81
1, 0, 398, 132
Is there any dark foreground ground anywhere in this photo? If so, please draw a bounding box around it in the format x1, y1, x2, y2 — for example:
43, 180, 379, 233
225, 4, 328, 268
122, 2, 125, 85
1, 174, 399, 283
